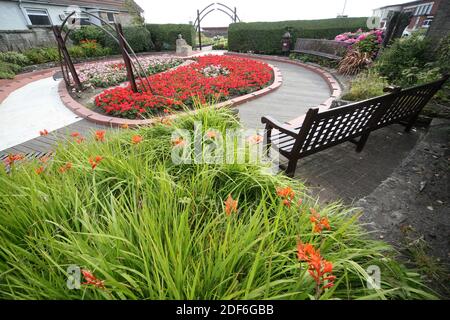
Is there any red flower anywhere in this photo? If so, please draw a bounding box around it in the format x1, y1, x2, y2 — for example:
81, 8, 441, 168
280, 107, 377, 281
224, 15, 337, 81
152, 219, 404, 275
39, 129, 49, 136
81, 269, 105, 289
94, 56, 273, 119
131, 135, 143, 144
71, 132, 80, 137
95, 130, 106, 142
224, 194, 238, 216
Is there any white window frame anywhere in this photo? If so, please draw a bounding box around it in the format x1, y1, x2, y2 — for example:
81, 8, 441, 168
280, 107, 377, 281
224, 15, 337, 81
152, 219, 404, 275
24, 8, 52, 26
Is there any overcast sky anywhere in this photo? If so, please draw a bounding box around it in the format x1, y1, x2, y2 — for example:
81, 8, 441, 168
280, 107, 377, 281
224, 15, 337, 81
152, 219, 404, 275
135, 0, 413, 27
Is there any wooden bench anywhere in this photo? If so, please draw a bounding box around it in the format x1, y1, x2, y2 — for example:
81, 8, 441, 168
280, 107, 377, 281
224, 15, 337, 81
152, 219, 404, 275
292, 38, 350, 60
261, 75, 449, 177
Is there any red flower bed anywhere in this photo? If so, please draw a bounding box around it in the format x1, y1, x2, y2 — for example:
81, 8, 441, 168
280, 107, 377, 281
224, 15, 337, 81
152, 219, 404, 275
94, 55, 273, 119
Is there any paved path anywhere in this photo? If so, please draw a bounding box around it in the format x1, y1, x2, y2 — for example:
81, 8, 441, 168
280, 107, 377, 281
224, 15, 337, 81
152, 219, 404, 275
237, 61, 331, 129
0, 76, 82, 152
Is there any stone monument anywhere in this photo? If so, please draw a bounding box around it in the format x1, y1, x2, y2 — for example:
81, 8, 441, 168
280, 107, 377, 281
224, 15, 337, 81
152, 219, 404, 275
176, 34, 192, 57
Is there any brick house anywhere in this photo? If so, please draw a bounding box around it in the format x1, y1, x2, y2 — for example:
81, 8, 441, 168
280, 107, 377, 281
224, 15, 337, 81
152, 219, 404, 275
372, 0, 443, 35
0, 0, 143, 30
0, 0, 143, 51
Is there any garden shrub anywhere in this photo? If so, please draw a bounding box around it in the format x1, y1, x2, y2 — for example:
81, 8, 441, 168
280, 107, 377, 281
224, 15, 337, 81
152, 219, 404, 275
0, 61, 22, 79
0, 52, 30, 66
375, 33, 430, 84
341, 71, 389, 101
69, 40, 112, 58
0, 107, 438, 299
146, 23, 195, 51
228, 18, 368, 54
23, 47, 60, 64
69, 25, 107, 46
104, 26, 153, 53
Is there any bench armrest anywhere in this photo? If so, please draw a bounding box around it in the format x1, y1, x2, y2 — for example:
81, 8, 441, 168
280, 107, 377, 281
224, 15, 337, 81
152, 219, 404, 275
261, 116, 298, 138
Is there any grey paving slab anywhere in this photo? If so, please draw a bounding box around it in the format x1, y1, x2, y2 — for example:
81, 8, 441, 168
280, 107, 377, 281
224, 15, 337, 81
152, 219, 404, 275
236, 60, 331, 130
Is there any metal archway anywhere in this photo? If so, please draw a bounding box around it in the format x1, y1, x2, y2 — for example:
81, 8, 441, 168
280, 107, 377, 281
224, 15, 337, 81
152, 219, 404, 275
53, 10, 153, 93
193, 3, 241, 49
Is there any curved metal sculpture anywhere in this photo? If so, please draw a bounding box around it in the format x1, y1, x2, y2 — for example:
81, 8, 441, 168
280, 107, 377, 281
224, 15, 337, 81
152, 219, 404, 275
193, 3, 240, 50
52, 10, 153, 93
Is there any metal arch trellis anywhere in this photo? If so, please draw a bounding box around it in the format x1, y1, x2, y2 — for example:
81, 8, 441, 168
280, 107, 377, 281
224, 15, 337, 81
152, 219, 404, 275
193, 3, 241, 50
52, 10, 153, 93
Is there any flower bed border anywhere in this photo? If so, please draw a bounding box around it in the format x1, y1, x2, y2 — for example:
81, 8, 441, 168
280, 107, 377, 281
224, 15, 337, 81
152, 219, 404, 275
224, 52, 343, 126
58, 63, 283, 127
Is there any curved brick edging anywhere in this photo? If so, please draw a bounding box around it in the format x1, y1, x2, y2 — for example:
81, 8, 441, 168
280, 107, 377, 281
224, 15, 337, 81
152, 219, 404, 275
58, 63, 283, 127
224, 52, 343, 126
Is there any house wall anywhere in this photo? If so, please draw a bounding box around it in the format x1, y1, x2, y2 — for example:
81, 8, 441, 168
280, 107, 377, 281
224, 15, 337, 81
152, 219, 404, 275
0, 0, 134, 52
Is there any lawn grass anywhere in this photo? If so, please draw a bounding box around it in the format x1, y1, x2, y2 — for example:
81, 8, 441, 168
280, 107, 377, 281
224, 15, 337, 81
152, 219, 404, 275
0, 106, 438, 300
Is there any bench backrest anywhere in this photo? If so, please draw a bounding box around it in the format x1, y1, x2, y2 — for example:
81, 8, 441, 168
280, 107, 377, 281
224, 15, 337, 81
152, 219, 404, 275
294, 38, 350, 58
292, 92, 398, 157
374, 75, 449, 130
290, 75, 448, 158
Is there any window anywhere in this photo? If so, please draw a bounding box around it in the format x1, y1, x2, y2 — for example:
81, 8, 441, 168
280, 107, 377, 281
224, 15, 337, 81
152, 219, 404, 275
64, 11, 90, 25
422, 19, 432, 27
106, 12, 115, 23
26, 8, 51, 26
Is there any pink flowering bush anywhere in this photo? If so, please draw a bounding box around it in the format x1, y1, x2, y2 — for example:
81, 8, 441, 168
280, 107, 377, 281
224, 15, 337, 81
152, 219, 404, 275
335, 29, 383, 55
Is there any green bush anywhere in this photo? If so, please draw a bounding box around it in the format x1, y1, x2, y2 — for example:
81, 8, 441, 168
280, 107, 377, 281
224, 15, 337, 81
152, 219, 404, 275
375, 33, 430, 84
23, 47, 59, 64
104, 26, 153, 53
289, 52, 338, 69
146, 23, 195, 51
341, 71, 389, 101
0, 52, 30, 66
69, 26, 106, 45
228, 18, 368, 54
0, 106, 437, 300
436, 34, 450, 74
0, 61, 22, 79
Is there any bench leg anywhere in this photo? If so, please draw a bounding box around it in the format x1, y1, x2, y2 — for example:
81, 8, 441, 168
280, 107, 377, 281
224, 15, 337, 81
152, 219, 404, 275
263, 127, 272, 157
356, 132, 370, 153
404, 114, 419, 132
285, 159, 298, 177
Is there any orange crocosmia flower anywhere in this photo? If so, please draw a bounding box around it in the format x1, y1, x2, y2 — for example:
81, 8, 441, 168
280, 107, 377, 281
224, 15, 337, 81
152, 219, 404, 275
131, 135, 143, 144
75, 137, 85, 144
71, 132, 80, 138
39, 129, 49, 136
89, 156, 103, 169
5, 154, 24, 166
35, 166, 44, 175
224, 194, 238, 216
39, 156, 50, 164
277, 186, 295, 200
81, 269, 105, 289
172, 137, 185, 147
297, 241, 336, 290
310, 209, 331, 233
206, 130, 217, 139
95, 130, 106, 142
59, 162, 73, 173
248, 134, 263, 144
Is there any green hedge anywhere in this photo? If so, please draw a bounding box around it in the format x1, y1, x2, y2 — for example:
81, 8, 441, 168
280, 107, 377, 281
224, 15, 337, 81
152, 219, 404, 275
228, 18, 368, 54
145, 23, 195, 51
70, 25, 153, 53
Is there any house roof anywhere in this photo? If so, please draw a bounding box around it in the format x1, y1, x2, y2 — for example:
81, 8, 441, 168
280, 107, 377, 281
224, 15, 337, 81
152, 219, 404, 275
375, 0, 424, 10
8, 0, 143, 12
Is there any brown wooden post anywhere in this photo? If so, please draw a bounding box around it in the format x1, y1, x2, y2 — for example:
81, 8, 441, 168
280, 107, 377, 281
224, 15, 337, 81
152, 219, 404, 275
115, 23, 138, 93
197, 10, 202, 50
52, 25, 82, 90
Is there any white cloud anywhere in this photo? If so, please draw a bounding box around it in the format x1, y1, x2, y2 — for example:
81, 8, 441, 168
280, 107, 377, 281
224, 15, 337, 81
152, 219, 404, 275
135, 0, 414, 27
